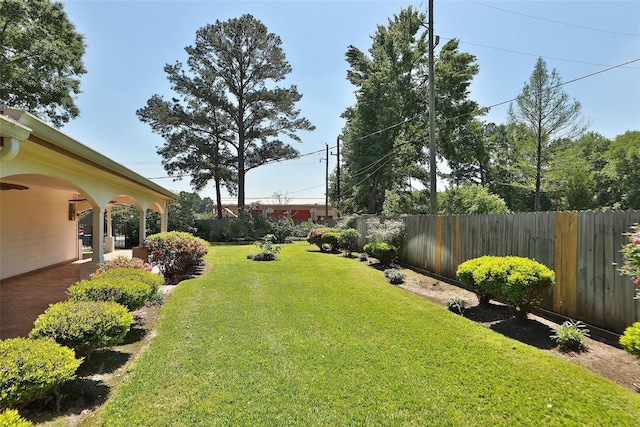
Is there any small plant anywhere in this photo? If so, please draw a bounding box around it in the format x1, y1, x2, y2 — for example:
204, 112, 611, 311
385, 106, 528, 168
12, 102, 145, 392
384, 268, 404, 285
551, 320, 590, 352
248, 236, 282, 261
447, 297, 466, 315
359, 253, 368, 262
0, 409, 33, 426
620, 321, 640, 358
0, 338, 81, 410
29, 301, 134, 355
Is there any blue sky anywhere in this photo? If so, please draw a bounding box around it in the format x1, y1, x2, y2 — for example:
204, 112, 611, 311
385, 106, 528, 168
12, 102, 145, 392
60, 0, 640, 203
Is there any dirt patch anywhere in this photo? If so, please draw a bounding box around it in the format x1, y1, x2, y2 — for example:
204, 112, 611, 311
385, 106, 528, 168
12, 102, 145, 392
396, 266, 640, 393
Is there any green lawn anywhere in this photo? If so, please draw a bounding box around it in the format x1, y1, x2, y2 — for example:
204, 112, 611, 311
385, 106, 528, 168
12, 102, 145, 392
93, 242, 640, 426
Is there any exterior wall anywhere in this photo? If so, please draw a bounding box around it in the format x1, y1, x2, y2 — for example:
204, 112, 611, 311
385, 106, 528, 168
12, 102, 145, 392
0, 187, 78, 280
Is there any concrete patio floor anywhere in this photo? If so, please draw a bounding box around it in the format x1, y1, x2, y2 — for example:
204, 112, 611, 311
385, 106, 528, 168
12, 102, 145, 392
0, 250, 132, 339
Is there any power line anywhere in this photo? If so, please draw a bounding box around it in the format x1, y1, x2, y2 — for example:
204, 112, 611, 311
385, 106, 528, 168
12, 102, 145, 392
440, 36, 640, 69
466, 0, 640, 37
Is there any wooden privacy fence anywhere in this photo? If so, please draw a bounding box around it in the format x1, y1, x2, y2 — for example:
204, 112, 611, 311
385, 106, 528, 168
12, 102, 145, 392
355, 211, 640, 334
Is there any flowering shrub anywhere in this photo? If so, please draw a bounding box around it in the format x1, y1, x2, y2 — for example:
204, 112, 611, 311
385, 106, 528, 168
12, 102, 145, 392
365, 217, 406, 248
92, 256, 152, 278
0, 338, 80, 410
144, 232, 208, 283
337, 228, 361, 252
620, 223, 640, 299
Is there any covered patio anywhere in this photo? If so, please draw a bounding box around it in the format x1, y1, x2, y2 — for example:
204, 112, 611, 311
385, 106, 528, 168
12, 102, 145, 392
1, 107, 177, 338
0, 250, 133, 339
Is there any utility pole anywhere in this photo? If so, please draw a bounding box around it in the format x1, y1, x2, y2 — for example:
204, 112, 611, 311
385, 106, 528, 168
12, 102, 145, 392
325, 143, 329, 220
428, 0, 437, 215
330, 136, 340, 216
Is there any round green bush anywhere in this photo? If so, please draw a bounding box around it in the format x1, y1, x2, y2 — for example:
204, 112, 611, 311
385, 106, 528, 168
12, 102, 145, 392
457, 256, 497, 305
363, 241, 398, 266
0, 338, 81, 410
29, 301, 134, 355
458, 256, 554, 318
306, 227, 339, 251
68, 274, 153, 312
94, 267, 164, 295
320, 232, 340, 252
620, 321, 640, 358
338, 228, 361, 251
0, 409, 33, 426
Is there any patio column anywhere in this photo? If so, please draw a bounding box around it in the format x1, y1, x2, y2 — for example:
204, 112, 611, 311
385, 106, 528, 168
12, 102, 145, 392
138, 207, 146, 246
105, 205, 115, 253
161, 209, 168, 233
91, 205, 105, 263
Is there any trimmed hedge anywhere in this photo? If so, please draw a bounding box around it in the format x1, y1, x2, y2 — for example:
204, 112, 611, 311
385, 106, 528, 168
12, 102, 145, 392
0, 409, 33, 426
29, 301, 134, 355
320, 232, 340, 252
620, 321, 640, 358
363, 241, 397, 266
71, 267, 163, 311
144, 232, 208, 282
456, 256, 495, 305
456, 256, 554, 318
0, 338, 80, 410
306, 228, 339, 251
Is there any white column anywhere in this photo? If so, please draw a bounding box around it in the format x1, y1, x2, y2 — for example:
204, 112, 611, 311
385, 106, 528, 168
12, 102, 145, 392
91, 206, 105, 263
138, 207, 147, 246
161, 201, 168, 232
105, 205, 115, 253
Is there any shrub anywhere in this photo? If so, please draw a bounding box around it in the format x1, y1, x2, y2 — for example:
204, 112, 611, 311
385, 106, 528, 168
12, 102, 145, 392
365, 217, 406, 248
0, 409, 32, 426
29, 301, 134, 355
457, 256, 496, 305
620, 322, 640, 358
93, 267, 164, 296
359, 253, 368, 262
0, 338, 81, 410
460, 256, 555, 318
227, 217, 250, 239
306, 228, 339, 251
270, 217, 295, 243
338, 228, 361, 252
320, 232, 340, 252
619, 223, 640, 299
92, 256, 152, 277
292, 220, 317, 238
384, 268, 404, 284
363, 241, 397, 266
144, 232, 208, 282
551, 320, 590, 352
68, 275, 153, 312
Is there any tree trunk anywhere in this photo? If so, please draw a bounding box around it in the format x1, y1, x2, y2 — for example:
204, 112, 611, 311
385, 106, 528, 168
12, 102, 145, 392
535, 134, 542, 212
368, 172, 381, 214
214, 175, 223, 219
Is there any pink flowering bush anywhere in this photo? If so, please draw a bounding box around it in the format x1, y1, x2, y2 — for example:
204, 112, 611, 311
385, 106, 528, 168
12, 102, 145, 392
143, 232, 208, 283
92, 256, 152, 278
620, 223, 640, 299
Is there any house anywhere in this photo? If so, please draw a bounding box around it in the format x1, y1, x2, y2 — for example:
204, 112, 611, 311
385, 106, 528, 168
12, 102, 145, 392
220, 200, 337, 222
0, 107, 177, 280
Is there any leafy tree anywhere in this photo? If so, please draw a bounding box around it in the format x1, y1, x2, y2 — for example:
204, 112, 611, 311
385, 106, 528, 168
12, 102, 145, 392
439, 184, 509, 215
340, 6, 428, 214
0, 0, 86, 126
546, 132, 610, 210
434, 40, 485, 185
600, 131, 640, 209
138, 14, 314, 211
382, 189, 430, 216
509, 58, 587, 211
